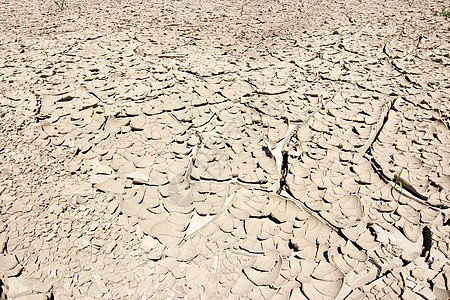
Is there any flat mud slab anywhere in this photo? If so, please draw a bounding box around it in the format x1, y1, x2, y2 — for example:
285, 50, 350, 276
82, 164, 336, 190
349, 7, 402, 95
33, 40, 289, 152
0, 0, 449, 299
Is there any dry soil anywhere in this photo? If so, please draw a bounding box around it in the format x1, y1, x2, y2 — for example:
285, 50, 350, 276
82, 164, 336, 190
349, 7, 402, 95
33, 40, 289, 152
0, 0, 449, 299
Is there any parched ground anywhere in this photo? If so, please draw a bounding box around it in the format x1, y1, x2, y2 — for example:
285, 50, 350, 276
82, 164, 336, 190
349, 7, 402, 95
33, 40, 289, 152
0, 0, 449, 299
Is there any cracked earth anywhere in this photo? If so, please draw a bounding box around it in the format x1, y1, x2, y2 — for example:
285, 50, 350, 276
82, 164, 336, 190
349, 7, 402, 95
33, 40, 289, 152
0, 0, 449, 299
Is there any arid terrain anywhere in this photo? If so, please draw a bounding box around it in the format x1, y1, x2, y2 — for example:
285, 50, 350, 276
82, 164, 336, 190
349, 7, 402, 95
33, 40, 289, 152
0, 0, 449, 299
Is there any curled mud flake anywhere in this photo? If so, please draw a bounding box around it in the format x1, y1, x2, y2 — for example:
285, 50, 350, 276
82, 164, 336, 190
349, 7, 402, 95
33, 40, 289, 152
243, 255, 282, 286
0, 254, 22, 277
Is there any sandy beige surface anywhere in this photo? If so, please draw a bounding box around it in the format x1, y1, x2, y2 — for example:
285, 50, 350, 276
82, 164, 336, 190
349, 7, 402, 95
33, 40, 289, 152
0, 0, 449, 299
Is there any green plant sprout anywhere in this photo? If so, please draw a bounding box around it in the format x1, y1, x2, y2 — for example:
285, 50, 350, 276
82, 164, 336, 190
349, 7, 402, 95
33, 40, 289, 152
394, 168, 404, 197
434, 8, 450, 18
55, 0, 65, 11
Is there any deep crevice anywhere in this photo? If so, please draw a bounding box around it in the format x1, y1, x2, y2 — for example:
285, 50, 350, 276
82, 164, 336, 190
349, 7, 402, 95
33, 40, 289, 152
267, 213, 283, 224
421, 226, 432, 261
277, 151, 290, 194
288, 239, 299, 251
366, 156, 440, 209
362, 97, 397, 155
0, 279, 5, 300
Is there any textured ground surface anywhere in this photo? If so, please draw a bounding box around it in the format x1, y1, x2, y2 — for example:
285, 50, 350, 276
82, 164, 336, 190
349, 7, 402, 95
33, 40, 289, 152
0, 0, 449, 299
